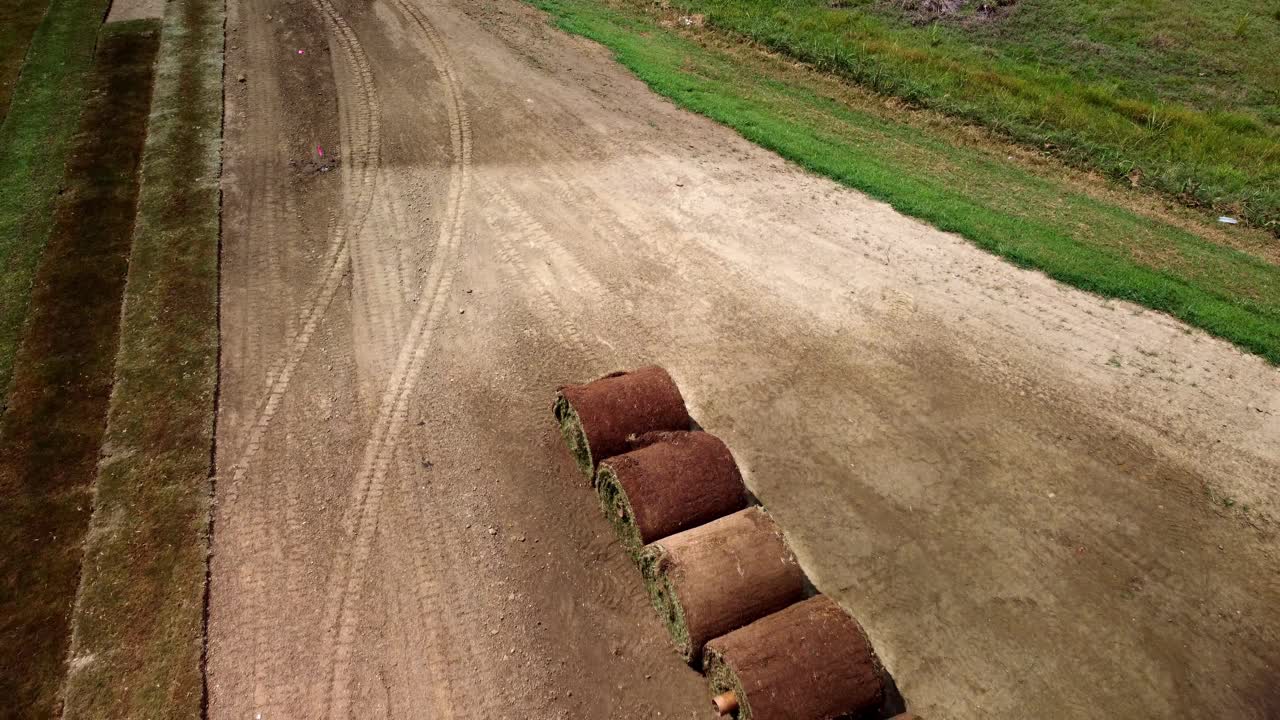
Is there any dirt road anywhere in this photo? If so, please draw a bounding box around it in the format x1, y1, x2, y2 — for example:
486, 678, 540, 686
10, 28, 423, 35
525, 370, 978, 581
207, 0, 1280, 716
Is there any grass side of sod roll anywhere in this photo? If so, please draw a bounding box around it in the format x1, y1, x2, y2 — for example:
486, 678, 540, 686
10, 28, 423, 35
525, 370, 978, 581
554, 393, 597, 480
638, 545, 695, 659
59, 0, 224, 715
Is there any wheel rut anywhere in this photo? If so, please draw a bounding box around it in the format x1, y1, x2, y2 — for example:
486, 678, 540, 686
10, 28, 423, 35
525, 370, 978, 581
318, 1, 473, 713
219, 0, 383, 709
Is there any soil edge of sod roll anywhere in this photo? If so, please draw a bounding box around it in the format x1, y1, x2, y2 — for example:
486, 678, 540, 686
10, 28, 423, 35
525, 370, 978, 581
703, 595, 886, 720
639, 506, 808, 664
553, 366, 691, 482
596, 430, 748, 559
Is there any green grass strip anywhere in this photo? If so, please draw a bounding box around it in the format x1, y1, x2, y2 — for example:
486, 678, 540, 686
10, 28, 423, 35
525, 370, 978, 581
0, 19, 159, 716
527, 0, 1280, 364
0, 0, 111, 410
59, 0, 223, 715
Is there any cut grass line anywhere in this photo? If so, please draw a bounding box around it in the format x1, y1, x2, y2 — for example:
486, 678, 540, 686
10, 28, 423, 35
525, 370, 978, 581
0, 0, 112, 411
0, 19, 159, 717
0, 0, 54, 120
527, 0, 1280, 364
59, 0, 223, 716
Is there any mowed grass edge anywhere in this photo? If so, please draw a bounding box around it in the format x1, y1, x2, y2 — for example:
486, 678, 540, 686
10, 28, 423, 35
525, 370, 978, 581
60, 0, 223, 715
0, 0, 56, 119
0, 0, 112, 410
526, 0, 1280, 364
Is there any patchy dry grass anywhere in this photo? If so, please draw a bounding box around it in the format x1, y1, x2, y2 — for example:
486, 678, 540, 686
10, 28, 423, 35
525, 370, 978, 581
59, 0, 223, 714
0, 19, 158, 716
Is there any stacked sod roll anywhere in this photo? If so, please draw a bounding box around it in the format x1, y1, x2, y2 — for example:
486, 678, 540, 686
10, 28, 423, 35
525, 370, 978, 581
553, 367, 904, 720
639, 507, 807, 664
597, 430, 748, 560
554, 366, 692, 481
704, 595, 885, 720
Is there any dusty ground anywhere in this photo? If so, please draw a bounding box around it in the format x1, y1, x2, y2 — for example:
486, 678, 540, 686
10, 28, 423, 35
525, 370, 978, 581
207, 0, 1280, 717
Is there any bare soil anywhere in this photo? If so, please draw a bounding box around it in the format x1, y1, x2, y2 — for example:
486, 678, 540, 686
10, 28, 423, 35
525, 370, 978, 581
208, 0, 1280, 717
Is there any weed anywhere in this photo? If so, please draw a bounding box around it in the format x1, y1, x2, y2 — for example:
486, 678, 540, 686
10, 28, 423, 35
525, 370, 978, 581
1233, 13, 1253, 39
927, 21, 942, 47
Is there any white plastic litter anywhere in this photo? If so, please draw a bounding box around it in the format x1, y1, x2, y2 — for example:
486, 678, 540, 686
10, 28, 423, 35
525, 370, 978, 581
1219, 216, 1239, 224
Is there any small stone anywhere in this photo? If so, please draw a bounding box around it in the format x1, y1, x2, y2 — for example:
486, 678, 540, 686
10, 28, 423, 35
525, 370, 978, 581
488, 527, 497, 535
459, 308, 466, 315
238, 73, 247, 82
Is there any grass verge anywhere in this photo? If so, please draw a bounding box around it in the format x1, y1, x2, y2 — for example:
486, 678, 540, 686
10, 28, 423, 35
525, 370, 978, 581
661, 0, 1280, 234
528, 0, 1280, 364
0, 19, 159, 717
595, 463, 645, 558
0, 0, 112, 410
59, 0, 223, 715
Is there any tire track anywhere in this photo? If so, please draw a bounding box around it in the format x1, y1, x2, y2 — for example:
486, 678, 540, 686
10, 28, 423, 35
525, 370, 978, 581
220, 6, 294, 453
224, 0, 383, 711
222, 0, 381, 497
320, 2, 472, 713
479, 180, 603, 367
350, 169, 409, 378
482, 179, 608, 300
381, 446, 514, 719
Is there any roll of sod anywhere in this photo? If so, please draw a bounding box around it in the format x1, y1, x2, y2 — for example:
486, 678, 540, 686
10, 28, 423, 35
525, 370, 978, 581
553, 366, 691, 481
639, 507, 807, 664
597, 430, 747, 558
704, 595, 885, 720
